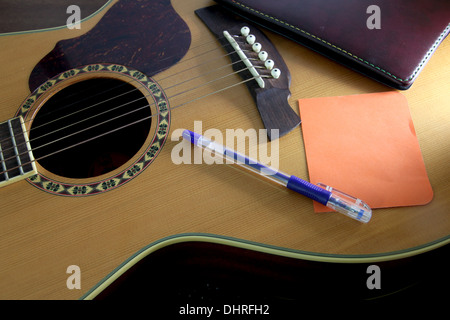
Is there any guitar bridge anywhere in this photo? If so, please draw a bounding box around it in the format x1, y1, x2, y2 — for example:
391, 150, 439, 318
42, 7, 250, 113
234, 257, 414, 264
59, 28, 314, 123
196, 5, 301, 140
222, 29, 280, 89
0, 116, 37, 188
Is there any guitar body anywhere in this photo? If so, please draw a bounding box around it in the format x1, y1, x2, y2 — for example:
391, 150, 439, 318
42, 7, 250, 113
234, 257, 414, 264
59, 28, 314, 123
84, 237, 450, 306
0, 0, 449, 300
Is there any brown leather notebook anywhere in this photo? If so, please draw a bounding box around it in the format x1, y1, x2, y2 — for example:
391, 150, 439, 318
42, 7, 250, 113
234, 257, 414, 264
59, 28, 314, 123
214, 0, 450, 90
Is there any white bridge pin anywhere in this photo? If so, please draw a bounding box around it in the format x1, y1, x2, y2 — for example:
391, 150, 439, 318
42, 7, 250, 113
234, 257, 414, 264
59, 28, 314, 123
258, 51, 268, 61
240, 26, 250, 37
252, 43, 262, 53
271, 68, 281, 79
246, 35, 256, 45
265, 59, 274, 70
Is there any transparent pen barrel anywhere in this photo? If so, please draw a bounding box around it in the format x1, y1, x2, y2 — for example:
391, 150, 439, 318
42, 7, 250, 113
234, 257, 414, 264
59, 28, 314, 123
197, 136, 290, 186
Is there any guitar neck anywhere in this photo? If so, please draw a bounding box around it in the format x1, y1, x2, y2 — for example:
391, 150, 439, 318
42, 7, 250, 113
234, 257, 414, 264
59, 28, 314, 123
0, 116, 37, 187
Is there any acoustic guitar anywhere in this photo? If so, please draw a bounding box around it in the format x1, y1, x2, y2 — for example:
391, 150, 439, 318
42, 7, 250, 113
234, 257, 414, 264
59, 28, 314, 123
0, 0, 449, 303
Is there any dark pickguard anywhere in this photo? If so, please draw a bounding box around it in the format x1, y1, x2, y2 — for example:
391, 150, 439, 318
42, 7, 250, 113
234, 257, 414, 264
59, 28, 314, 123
29, 0, 191, 92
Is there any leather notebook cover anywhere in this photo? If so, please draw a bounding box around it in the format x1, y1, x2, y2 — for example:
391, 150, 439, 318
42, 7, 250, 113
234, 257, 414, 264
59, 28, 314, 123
214, 0, 450, 90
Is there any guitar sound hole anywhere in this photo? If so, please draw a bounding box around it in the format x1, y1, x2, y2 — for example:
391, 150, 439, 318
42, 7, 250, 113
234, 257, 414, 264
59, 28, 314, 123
29, 78, 151, 179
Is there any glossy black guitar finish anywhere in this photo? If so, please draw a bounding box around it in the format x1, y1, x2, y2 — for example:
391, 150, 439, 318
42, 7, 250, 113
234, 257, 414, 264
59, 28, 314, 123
87, 237, 450, 311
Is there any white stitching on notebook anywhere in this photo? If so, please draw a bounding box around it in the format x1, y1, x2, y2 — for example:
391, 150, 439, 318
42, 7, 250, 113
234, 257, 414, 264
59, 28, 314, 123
231, 0, 450, 83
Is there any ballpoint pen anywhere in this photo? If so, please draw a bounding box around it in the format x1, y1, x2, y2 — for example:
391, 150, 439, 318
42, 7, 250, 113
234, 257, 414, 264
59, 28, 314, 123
182, 129, 372, 223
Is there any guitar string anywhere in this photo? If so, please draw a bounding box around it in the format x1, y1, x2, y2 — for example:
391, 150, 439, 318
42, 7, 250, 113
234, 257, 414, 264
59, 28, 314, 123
0, 34, 257, 150
2, 33, 249, 140
0, 33, 274, 174
8, 41, 240, 133
4, 64, 264, 162
0, 74, 270, 176
0, 51, 262, 158
156, 34, 231, 67
1, 59, 267, 168
38, 40, 236, 120
0, 36, 238, 160
55, 36, 235, 111
8, 56, 255, 149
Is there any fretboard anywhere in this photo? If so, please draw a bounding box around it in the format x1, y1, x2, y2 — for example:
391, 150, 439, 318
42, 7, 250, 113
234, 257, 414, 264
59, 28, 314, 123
0, 116, 37, 187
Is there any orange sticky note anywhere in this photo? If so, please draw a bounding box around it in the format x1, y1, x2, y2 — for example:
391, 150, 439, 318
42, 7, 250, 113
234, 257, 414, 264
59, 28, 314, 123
298, 92, 433, 212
